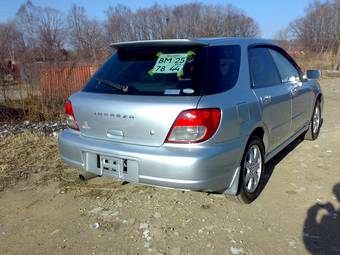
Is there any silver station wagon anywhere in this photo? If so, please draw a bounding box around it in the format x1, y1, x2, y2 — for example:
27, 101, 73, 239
59, 38, 323, 203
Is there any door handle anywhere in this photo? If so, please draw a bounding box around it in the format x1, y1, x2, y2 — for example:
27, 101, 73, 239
261, 95, 271, 104
290, 83, 302, 95
290, 86, 297, 95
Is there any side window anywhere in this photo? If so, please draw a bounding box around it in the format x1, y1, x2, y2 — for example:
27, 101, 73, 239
248, 47, 281, 88
204, 45, 241, 94
269, 49, 300, 83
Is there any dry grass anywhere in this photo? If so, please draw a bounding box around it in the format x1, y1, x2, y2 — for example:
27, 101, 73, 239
0, 132, 78, 191
1, 97, 64, 123
1, 82, 65, 123
294, 51, 336, 71
0, 104, 25, 122
0, 131, 125, 197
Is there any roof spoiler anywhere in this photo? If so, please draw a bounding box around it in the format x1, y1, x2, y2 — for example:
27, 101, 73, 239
110, 39, 209, 49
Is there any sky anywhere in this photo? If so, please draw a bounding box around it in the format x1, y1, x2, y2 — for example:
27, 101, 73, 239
0, 0, 317, 38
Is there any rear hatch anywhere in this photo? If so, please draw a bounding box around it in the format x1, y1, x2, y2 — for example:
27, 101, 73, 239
71, 93, 199, 146
71, 40, 207, 146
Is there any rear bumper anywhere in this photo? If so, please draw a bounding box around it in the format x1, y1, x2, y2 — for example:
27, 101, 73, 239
58, 129, 244, 192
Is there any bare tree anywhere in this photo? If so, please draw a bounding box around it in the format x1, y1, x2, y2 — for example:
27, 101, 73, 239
104, 3, 260, 43
16, 0, 66, 61
68, 4, 106, 64
105, 5, 135, 43
273, 28, 295, 51
0, 21, 23, 64
38, 7, 66, 61
334, 0, 340, 69
289, 1, 337, 54
0, 21, 24, 101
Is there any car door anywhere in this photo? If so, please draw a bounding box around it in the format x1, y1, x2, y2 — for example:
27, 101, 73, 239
269, 48, 314, 133
248, 46, 292, 152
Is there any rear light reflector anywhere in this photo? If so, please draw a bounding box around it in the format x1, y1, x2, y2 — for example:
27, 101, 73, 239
165, 108, 221, 143
65, 100, 79, 131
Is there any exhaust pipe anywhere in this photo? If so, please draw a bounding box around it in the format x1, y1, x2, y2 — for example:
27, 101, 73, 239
79, 172, 98, 181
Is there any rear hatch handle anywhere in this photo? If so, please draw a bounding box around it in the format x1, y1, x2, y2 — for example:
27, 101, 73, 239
107, 129, 124, 139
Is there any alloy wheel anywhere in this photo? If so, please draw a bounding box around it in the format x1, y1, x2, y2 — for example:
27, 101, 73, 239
243, 144, 262, 193
313, 105, 321, 135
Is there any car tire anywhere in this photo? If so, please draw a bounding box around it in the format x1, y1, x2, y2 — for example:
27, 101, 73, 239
304, 100, 321, 141
237, 136, 265, 204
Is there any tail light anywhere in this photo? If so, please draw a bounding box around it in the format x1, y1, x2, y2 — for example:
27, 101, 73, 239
165, 108, 221, 143
65, 100, 79, 131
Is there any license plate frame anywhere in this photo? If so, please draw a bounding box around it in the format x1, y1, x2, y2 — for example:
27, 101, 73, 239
100, 155, 123, 178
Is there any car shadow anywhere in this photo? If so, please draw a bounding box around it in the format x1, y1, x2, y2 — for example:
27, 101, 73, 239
260, 119, 324, 195
258, 136, 304, 194
212, 135, 306, 198
303, 183, 340, 255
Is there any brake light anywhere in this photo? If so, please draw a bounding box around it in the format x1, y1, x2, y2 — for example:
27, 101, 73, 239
65, 100, 79, 131
165, 108, 221, 143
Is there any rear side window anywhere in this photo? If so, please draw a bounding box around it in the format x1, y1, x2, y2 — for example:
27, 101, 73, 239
204, 45, 241, 95
248, 47, 281, 88
269, 49, 300, 83
83, 45, 241, 96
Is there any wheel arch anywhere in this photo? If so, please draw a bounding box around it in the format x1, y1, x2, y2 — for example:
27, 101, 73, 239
224, 123, 269, 197
248, 124, 269, 154
316, 92, 323, 111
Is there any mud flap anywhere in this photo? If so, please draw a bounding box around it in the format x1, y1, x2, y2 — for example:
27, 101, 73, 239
224, 166, 241, 196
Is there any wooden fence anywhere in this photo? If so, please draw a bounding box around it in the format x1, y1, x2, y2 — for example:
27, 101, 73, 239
39, 64, 97, 101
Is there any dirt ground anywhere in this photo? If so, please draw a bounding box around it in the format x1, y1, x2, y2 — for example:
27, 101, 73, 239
1, 79, 340, 255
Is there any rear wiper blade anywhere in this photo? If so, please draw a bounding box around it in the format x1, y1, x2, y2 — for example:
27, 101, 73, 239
95, 78, 129, 92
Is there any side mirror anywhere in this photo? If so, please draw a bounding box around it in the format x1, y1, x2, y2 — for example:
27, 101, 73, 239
306, 69, 321, 80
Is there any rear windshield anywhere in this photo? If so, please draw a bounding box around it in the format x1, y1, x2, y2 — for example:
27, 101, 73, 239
83, 45, 240, 96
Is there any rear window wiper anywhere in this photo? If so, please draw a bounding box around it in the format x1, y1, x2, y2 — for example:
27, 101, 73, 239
95, 78, 129, 92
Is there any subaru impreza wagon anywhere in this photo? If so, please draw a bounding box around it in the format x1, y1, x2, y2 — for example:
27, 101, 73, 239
58, 38, 323, 203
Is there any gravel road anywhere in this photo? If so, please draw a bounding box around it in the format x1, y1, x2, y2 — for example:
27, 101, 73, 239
0, 79, 339, 255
